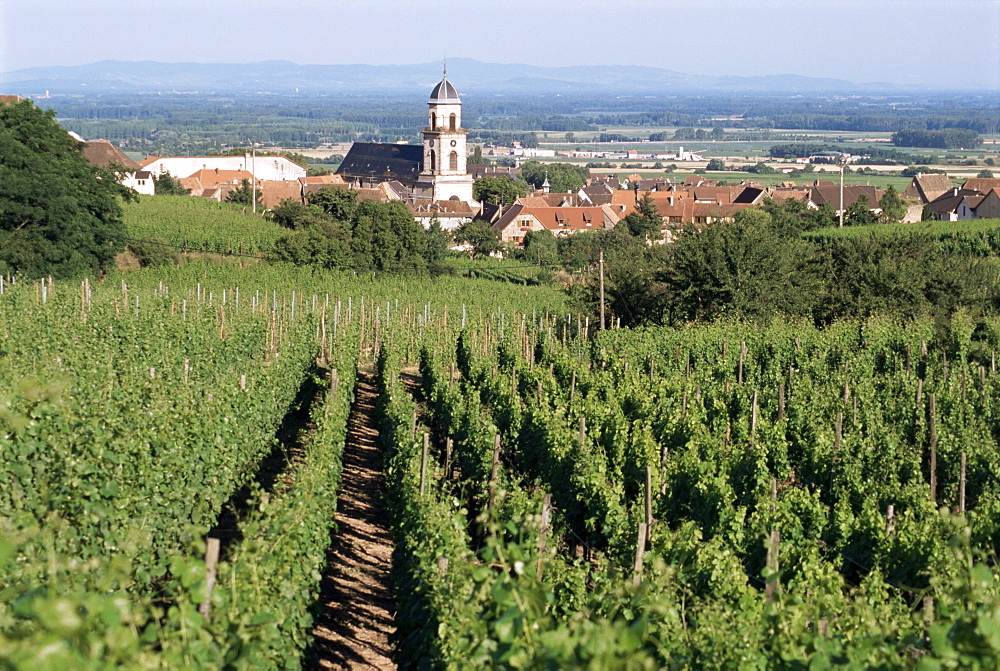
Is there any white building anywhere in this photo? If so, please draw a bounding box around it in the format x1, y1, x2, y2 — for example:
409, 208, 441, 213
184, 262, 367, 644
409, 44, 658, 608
139, 154, 306, 182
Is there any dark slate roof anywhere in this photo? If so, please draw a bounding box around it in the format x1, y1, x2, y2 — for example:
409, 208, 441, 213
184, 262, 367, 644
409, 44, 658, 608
336, 142, 423, 184
429, 77, 460, 103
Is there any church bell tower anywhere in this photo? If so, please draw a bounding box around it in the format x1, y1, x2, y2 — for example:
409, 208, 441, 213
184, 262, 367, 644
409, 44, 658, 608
417, 65, 475, 203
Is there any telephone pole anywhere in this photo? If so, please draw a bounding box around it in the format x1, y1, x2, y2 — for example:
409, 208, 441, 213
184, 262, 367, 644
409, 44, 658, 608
599, 248, 606, 330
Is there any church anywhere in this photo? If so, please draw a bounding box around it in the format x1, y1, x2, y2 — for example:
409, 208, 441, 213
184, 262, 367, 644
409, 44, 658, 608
336, 70, 475, 204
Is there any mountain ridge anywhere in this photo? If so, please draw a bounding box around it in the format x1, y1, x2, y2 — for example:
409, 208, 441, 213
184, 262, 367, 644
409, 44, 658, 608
1, 58, 915, 95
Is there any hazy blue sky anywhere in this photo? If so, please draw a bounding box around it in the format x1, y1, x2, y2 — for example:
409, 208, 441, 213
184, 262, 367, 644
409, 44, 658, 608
1, 0, 998, 90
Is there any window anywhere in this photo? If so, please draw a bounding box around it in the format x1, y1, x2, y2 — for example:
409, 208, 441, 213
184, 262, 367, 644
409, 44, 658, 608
429, 150, 436, 172
430, 114, 437, 130
449, 113, 457, 130
449, 151, 458, 171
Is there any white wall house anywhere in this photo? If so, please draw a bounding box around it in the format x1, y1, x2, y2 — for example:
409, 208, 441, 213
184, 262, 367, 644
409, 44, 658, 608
140, 155, 306, 182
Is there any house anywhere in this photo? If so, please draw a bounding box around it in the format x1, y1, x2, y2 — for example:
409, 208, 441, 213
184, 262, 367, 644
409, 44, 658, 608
408, 199, 479, 231
808, 185, 881, 214
140, 154, 306, 182
923, 188, 981, 221
491, 205, 619, 245
904, 173, 953, 204
81, 140, 154, 195
973, 189, 1000, 219
961, 177, 1000, 194
259, 180, 302, 210
299, 174, 347, 199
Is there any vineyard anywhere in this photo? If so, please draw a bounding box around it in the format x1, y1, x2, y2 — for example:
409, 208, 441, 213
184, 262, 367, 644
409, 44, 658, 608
1, 260, 999, 668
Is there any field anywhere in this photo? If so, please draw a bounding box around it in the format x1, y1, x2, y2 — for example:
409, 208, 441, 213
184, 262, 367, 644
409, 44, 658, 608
2, 250, 1000, 666
122, 195, 287, 255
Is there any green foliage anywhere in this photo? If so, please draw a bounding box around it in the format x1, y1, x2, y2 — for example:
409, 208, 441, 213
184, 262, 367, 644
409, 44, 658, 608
127, 235, 177, 267
878, 185, 907, 223
0, 99, 127, 278
844, 194, 878, 226
660, 208, 817, 322
153, 171, 191, 196
520, 161, 590, 194
308, 186, 358, 221
978, 169, 995, 179
705, 158, 726, 171
424, 216, 450, 263
517, 229, 559, 265
473, 175, 530, 205
225, 179, 263, 207
619, 191, 663, 238
454, 219, 502, 258
274, 221, 352, 267
746, 162, 776, 174
270, 199, 327, 230
892, 128, 982, 149
123, 195, 286, 255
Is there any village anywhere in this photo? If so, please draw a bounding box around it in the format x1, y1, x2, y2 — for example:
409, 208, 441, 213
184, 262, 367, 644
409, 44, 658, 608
40, 71, 998, 253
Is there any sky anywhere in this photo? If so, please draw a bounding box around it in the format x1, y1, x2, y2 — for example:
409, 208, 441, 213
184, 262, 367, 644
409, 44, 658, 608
1, 0, 998, 90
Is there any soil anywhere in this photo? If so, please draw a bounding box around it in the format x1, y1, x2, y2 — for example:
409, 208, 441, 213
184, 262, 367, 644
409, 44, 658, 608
310, 372, 397, 670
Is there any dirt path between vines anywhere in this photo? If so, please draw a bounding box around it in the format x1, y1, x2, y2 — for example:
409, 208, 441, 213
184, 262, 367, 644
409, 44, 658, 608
311, 372, 397, 670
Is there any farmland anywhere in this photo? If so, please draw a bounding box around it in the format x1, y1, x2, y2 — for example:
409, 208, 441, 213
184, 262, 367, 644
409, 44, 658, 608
2, 250, 1000, 666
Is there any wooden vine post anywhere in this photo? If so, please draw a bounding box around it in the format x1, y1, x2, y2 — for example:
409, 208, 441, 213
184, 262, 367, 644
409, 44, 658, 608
929, 393, 937, 503
959, 451, 967, 514
420, 432, 429, 498
765, 530, 780, 604
536, 493, 552, 581
199, 537, 221, 619
632, 523, 647, 586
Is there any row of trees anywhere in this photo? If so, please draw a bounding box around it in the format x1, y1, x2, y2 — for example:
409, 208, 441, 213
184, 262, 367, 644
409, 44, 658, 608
891, 128, 982, 149
574, 199, 994, 328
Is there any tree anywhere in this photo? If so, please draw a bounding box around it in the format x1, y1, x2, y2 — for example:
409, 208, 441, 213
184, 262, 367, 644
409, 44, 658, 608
520, 161, 590, 193
978, 169, 995, 178
473, 176, 530, 205
0, 99, 128, 278
308, 186, 358, 221
470, 145, 484, 164
454, 219, 501, 258
619, 192, 662, 239
659, 209, 817, 322
226, 179, 262, 207
270, 199, 329, 229
274, 221, 352, 268
518, 229, 558, 265
423, 215, 450, 263
153, 171, 190, 196
878, 185, 906, 223
348, 200, 427, 270
844, 194, 878, 226
705, 158, 726, 171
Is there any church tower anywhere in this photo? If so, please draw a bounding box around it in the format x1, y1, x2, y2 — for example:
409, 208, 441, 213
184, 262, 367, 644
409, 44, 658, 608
416, 67, 475, 203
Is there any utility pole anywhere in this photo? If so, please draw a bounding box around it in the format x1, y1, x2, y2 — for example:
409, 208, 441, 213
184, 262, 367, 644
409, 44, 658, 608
838, 155, 845, 227
249, 140, 257, 215
599, 248, 606, 330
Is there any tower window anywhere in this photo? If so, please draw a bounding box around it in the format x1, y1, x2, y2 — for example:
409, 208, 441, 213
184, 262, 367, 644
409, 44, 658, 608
431, 114, 437, 130
449, 113, 457, 130
430, 150, 436, 172
449, 151, 458, 171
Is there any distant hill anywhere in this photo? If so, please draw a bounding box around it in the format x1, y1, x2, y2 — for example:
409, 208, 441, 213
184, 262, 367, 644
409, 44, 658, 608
0, 58, 905, 96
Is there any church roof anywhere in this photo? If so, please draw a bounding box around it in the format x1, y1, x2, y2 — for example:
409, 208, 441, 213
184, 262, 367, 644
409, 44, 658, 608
429, 77, 460, 103
336, 142, 423, 184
